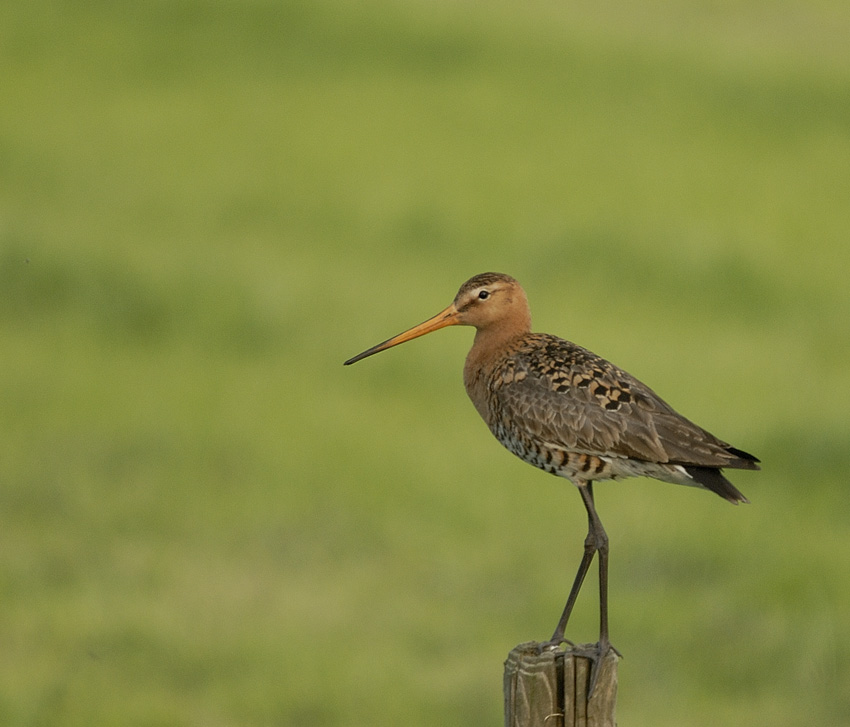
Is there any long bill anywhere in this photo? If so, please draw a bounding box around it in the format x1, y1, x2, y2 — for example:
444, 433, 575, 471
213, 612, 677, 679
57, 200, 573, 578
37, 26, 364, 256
344, 303, 461, 365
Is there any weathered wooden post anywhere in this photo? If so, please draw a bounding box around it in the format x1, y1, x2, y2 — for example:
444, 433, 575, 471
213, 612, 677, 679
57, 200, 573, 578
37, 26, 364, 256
504, 642, 618, 727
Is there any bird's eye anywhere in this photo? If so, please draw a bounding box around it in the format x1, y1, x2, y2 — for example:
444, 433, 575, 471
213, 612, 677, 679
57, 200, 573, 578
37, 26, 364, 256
478, 290, 490, 300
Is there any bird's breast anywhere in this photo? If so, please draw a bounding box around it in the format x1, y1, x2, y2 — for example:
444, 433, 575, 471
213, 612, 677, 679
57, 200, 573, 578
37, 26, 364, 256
463, 340, 530, 423
462, 356, 493, 425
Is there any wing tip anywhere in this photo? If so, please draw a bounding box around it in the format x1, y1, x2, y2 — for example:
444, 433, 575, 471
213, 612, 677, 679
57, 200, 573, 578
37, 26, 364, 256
726, 446, 761, 470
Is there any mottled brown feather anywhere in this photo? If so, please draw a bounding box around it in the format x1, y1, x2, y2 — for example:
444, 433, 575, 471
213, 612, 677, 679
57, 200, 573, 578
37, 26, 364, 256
485, 333, 758, 471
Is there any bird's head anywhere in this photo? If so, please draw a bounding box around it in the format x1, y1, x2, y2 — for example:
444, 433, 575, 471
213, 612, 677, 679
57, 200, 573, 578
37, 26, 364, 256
344, 272, 531, 365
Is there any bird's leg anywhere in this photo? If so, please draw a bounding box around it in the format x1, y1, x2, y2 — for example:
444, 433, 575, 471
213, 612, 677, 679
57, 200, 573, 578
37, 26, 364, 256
583, 483, 611, 654
547, 483, 599, 645
543, 483, 618, 699
579, 483, 620, 697
546, 548, 595, 649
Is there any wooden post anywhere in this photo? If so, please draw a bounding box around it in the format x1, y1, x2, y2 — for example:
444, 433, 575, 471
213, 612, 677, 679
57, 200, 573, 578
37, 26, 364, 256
504, 642, 618, 727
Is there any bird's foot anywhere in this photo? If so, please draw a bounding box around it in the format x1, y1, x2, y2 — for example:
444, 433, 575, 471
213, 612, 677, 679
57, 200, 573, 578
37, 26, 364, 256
536, 636, 621, 700
572, 639, 621, 699
535, 634, 576, 654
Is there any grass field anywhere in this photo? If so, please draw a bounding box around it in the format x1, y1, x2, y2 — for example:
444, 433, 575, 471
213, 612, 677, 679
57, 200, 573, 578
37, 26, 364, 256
2, 0, 849, 724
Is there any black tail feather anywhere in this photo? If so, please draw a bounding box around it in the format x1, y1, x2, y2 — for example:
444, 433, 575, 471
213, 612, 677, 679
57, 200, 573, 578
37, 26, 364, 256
685, 466, 750, 505
726, 446, 761, 468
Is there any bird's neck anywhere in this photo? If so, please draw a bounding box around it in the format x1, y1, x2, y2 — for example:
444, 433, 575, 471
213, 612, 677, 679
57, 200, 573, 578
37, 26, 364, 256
463, 311, 531, 424
471, 321, 529, 359
470, 296, 531, 361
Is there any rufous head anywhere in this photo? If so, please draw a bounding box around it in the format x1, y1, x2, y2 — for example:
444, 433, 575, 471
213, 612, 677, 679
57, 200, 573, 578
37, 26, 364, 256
344, 272, 531, 365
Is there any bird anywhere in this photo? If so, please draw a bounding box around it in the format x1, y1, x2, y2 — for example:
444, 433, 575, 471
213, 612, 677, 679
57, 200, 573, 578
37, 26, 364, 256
344, 272, 759, 692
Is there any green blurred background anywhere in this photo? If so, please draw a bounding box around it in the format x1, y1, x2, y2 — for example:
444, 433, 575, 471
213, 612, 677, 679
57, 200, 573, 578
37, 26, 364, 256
2, 0, 849, 724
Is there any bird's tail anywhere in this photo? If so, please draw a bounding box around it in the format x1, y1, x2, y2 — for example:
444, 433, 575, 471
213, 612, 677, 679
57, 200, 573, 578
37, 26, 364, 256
684, 466, 750, 505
